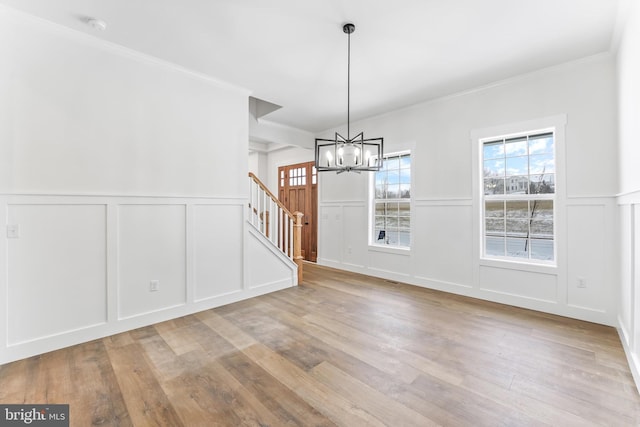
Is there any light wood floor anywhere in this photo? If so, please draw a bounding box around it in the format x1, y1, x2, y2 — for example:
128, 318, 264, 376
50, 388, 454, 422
1, 263, 639, 426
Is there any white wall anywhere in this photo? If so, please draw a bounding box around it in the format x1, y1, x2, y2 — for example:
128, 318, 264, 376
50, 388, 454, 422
318, 54, 618, 326
0, 8, 294, 364
616, 1, 640, 391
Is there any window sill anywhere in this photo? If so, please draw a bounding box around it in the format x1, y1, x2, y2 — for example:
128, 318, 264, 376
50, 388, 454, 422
368, 245, 411, 256
479, 257, 557, 274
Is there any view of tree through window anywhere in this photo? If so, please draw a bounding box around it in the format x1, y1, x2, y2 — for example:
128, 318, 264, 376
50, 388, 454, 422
372, 153, 411, 248
483, 132, 555, 261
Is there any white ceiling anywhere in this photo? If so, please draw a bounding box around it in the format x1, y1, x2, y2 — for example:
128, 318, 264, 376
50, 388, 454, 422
0, 0, 624, 133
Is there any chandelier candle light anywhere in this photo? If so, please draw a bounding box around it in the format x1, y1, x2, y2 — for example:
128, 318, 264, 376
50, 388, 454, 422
315, 23, 384, 173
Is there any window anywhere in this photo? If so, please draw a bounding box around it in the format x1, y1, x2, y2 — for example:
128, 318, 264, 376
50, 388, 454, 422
482, 131, 555, 262
371, 152, 411, 249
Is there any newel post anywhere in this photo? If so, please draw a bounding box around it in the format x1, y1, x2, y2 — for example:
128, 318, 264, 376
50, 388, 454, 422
293, 211, 304, 283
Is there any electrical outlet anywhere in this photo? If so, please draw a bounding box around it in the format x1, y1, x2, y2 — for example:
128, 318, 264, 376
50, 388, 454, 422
150, 280, 159, 292
577, 277, 586, 288
6, 224, 19, 239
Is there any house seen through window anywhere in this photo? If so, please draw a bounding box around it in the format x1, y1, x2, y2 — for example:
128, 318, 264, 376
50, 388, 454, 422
372, 152, 411, 249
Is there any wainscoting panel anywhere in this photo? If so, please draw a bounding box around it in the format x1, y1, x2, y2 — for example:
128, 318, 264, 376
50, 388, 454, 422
6, 203, 107, 345
117, 204, 187, 319
343, 205, 367, 268
619, 205, 634, 334
319, 205, 343, 264
412, 204, 474, 286
193, 204, 243, 301
567, 204, 608, 312
479, 265, 558, 303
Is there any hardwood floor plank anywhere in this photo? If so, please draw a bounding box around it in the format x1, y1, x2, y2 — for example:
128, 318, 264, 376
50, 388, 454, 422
195, 310, 257, 350
510, 374, 640, 425
68, 341, 131, 427
105, 342, 183, 426
243, 343, 387, 427
310, 361, 439, 426
163, 357, 283, 427
217, 350, 336, 426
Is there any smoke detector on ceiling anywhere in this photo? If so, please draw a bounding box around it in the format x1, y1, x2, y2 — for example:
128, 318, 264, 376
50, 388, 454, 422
85, 17, 107, 31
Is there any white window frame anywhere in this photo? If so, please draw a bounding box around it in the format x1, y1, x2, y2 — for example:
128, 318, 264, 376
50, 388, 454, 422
471, 115, 566, 271
369, 150, 412, 251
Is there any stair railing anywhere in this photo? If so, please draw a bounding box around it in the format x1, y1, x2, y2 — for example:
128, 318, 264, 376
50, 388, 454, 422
248, 172, 303, 282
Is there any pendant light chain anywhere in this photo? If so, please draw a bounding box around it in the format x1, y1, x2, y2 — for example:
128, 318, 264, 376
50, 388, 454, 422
347, 28, 351, 140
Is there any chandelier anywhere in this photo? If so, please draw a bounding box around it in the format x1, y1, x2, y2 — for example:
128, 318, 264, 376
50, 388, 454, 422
315, 23, 384, 173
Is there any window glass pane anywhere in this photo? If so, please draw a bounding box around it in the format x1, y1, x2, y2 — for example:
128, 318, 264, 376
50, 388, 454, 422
387, 170, 400, 185
399, 231, 411, 247
506, 219, 528, 237
483, 140, 504, 160
386, 216, 399, 227
399, 203, 411, 217
484, 178, 504, 195
530, 239, 554, 260
399, 216, 410, 228
506, 238, 529, 258
531, 200, 553, 220
400, 184, 410, 198
400, 155, 411, 169
484, 159, 505, 177
375, 203, 386, 216
374, 228, 386, 242
528, 133, 554, 155
505, 137, 527, 156
375, 186, 384, 198
529, 174, 555, 194
400, 169, 411, 184
386, 185, 399, 199
485, 201, 504, 218
375, 216, 386, 228
505, 157, 528, 176
529, 153, 555, 174
485, 218, 504, 234
531, 220, 553, 237
386, 156, 400, 170
486, 237, 505, 256
505, 200, 529, 218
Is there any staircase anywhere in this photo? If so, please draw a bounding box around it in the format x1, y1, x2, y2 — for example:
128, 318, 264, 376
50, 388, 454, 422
248, 172, 304, 282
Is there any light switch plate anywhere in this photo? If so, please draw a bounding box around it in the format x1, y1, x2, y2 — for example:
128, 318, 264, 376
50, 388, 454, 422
7, 224, 19, 238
